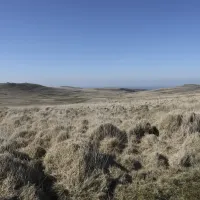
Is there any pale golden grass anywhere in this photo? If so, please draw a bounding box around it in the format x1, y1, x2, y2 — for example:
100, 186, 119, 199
1, 91, 200, 199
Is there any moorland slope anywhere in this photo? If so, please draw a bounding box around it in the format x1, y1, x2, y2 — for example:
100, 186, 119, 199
1, 84, 200, 199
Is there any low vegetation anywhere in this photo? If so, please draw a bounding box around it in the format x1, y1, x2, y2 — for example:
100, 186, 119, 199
1, 85, 200, 199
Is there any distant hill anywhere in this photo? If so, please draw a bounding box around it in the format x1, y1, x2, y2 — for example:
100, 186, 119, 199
119, 88, 147, 92
150, 84, 200, 94
183, 84, 200, 88
0, 83, 87, 106
0, 82, 65, 95
91, 87, 146, 92
60, 86, 83, 90
0, 83, 144, 106
1, 83, 47, 91
2, 82, 199, 106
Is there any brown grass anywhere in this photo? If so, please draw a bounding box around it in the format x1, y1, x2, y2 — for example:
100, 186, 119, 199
1, 88, 200, 199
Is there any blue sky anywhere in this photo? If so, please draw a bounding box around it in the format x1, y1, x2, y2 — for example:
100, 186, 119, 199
1, 0, 200, 87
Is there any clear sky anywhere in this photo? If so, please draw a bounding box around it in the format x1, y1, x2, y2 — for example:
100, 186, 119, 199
1, 0, 200, 87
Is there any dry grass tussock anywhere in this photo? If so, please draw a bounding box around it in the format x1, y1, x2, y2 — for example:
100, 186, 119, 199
1, 93, 200, 199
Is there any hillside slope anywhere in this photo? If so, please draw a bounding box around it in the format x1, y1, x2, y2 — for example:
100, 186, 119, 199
0, 83, 85, 105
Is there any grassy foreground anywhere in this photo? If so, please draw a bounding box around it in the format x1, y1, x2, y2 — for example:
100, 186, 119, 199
1, 89, 200, 199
